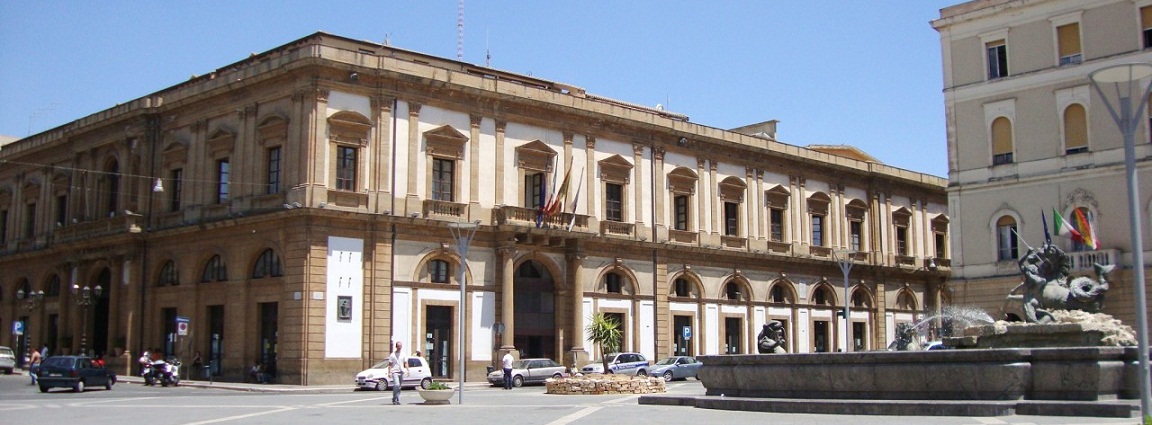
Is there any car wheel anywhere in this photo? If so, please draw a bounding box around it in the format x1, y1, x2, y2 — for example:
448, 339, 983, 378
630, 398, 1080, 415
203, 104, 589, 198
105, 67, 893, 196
74, 379, 85, 393
420, 377, 432, 390
636, 369, 647, 377
374, 381, 384, 391
39, 385, 48, 393
105, 379, 114, 390
551, 373, 563, 380
512, 375, 524, 388
662, 371, 673, 382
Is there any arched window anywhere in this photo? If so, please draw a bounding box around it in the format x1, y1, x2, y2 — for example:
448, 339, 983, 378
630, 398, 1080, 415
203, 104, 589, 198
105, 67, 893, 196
672, 277, 695, 297
991, 117, 1014, 165
201, 255, 227, 283
812, 286, 833, 306
45, 274, 61, 296
896, 291, 917, 310
770, 284, 794, 304
159, 261, 179, 286
724, 281, 744, 301
429, 259, 450, 283
605, 272, 623, 294
252, 249, 282, 279
852, 290, 871, 308
996, 215, 1018, 261
1063, 104, 1088, 154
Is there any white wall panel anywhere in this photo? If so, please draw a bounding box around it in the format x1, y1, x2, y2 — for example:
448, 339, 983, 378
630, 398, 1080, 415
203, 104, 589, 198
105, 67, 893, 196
325, 236, 364, 358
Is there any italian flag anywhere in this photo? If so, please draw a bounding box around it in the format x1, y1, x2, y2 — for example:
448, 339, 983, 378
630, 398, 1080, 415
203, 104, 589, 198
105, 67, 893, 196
1052, 208, 1082, 241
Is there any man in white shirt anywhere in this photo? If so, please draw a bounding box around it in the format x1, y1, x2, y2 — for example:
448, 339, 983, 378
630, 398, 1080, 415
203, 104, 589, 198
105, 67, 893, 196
501, 352, 515, 390
388, 341, 408, 404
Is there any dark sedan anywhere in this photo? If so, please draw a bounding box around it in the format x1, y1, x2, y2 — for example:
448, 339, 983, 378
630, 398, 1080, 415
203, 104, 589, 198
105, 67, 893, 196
37, 355, 116, 393
648, 356, 702, 382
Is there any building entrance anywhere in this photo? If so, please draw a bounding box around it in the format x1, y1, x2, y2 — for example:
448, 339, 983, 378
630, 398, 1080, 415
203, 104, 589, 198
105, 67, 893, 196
425, 305, 453, 378
513, 261, 555, 359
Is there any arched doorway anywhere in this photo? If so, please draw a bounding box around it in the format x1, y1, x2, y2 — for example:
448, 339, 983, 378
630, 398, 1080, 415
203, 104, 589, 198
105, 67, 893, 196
514, 260, 555, 359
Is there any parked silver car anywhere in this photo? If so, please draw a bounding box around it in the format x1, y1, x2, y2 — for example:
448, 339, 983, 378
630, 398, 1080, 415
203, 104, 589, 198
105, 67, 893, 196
648, 356, 702, 382
355, 356, 433, 391
487, 358, 567, 387
0, 346, 15, 374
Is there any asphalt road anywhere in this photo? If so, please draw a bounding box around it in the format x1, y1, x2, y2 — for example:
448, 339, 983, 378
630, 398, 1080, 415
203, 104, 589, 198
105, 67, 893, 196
0, 372, 1139, 425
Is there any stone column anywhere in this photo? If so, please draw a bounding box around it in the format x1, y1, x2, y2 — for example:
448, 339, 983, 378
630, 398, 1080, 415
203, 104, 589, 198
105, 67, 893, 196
495, 121, 506, 206
405, 103, 422, 215
632, 143, 644, 225
498, 245, 517, 350
566, 247, 587, 370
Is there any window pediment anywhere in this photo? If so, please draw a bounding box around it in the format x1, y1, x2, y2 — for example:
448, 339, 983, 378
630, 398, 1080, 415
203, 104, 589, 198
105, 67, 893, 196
932, 214, 950, 233
424, 124, 468, 160
718, 176, 746, 202
845, 199, 868, 220
668, 167, 698, 195
764, 185, 790, 208
515, 140, 557, 172
162, 142, 189, 168
598, 155, 633, 184
52, 174, 70, 195
807, 191, 830, 215
258, 117, 288, 147
893, 207, 912, 226
206, 129, 235, 156
329, 112, 371, 147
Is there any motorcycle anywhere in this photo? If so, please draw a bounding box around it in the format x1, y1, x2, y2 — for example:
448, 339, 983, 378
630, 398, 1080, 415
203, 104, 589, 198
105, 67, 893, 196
142, 361, 157, 386
155, 358, 180, 387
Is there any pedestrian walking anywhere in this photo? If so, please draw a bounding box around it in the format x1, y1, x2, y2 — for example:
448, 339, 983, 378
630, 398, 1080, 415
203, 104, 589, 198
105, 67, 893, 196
388, 341, 408, 405
502, 351, 514, 390
28, 348, 42, 385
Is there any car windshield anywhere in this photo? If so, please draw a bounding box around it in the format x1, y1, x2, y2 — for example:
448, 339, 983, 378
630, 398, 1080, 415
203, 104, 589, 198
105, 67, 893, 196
370, 360, 390, 369
655, 357, 678, 365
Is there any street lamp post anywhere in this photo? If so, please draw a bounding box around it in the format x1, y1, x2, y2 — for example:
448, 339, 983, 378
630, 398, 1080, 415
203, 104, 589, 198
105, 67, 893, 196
16, 288, 45, 362
1089, 63, 1152, 420
833, 248, 856, 352
448, 220, 480, 405
72, 284, 103, 357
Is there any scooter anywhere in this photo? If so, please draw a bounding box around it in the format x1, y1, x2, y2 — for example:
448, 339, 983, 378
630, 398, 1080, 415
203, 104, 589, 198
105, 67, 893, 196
155, 358, 180, 387
142, 362, 157, 386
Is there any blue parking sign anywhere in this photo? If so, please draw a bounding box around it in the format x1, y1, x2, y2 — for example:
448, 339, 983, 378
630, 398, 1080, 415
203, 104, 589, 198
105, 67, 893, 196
12, 320, 24, 336
682, 326, 691, 340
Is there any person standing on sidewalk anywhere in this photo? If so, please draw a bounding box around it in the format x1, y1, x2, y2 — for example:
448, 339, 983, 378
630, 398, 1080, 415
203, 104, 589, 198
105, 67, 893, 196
501, 351, 514, 390
388, 341, 408, 405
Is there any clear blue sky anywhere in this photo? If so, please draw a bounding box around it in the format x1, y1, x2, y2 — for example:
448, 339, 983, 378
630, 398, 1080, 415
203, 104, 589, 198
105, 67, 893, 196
0, 1, 957, 177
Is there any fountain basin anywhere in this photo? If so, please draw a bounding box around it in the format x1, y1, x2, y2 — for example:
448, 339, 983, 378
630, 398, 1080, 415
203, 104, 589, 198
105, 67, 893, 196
698, 347, 1138, 402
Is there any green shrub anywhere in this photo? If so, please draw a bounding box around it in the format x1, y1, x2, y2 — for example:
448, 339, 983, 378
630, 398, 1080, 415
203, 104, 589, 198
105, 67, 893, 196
427, 381, 451, 390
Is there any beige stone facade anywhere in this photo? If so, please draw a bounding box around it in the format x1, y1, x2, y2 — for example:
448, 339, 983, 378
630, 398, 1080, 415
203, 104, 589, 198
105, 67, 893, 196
933, 0, 1152, 328
0, 32, 947, 385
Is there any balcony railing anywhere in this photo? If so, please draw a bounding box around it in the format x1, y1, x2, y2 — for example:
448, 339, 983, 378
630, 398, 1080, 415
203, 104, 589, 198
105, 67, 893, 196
601, 220, 634, 237
493, 206, 589, 231
1068, 249, 1118, 272
423, 199, 466, 219
52, 214, 142, 244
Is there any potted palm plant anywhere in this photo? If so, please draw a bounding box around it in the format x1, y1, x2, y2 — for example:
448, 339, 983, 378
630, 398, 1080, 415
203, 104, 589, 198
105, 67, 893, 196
416, 381, 454, 404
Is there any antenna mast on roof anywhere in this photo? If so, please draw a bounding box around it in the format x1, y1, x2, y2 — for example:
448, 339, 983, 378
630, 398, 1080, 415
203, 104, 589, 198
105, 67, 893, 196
457, 0, 464, 61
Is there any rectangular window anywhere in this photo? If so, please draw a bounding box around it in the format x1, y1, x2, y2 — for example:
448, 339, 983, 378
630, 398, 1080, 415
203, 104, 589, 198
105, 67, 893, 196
986, 39, 1008, 79
525, 173, 544, 209
811, 214, 824, 247
336, 146, 357, 191
849, 220, 862, 252
170, 169, 183, 212
673, 195, 688, 231
25, 202, 36, 238
267, 147, 281, 195
216, 160, 230, 203
896, 226, 908, 256
0, 209, 8, 242
724, 201, 739, 236
432, 158, 455, 202
992, 152, 1014, 165
769, 208, 784, 241
1056, 23, 1082, 65
1143, 6, 1152, 49
997, 224, 1018, 261
55, 195, 67, 227
605, 183, 623, 222
935, 233, 947, 259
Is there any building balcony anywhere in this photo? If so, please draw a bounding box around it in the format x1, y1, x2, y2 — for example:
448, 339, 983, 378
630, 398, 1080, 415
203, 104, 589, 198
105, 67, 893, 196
667, 229, 697, 245
51, 214, 141, 244
765, 240, 792, 255
1067, 249, 1118, 272
423, 199, 466, 219
720, 235, 747, 250
601, 220, 634, 237
809, 245, 832, 258
492, 206, 589, 232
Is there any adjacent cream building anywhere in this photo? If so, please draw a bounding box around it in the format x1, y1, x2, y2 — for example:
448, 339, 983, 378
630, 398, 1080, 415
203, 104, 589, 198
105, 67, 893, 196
933, 0, 1152, 327
0, 32, 948, 384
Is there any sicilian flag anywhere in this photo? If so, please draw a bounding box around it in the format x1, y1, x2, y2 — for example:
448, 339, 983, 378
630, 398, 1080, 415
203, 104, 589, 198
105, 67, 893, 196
1072, 208, 1099, 250
1053, 208, 1082, 241
545, 158, 573, 217
566, 167, 585, 231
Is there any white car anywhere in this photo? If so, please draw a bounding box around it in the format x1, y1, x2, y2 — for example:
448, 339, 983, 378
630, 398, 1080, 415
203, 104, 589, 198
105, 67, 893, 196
0, 346, 14, 374
580, 352, 650, 376
355, 356, 433, 391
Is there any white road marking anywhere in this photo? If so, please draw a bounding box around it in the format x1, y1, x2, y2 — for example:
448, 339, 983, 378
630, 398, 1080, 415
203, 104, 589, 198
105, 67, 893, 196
973, 419, 1008, 424
178, 406, 297, 425
544, 406, 602, 425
